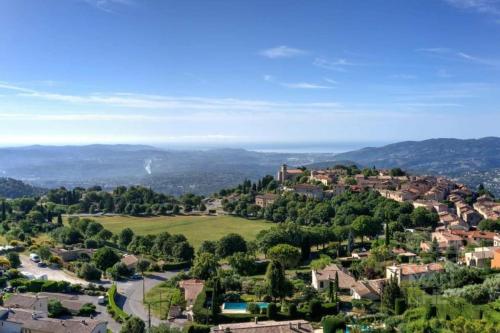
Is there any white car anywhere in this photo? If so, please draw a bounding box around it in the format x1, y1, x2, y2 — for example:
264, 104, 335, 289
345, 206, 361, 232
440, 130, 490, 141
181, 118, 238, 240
29, 253, 40, 263
97, 295, 106, 305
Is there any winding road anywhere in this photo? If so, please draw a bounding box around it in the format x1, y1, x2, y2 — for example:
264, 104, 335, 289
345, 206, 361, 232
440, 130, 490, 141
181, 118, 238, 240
115, 271, 178, 328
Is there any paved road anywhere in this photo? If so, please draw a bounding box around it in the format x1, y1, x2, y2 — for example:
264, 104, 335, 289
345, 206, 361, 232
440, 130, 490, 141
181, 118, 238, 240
19, 255, 89, 285
115, 271, 177, 328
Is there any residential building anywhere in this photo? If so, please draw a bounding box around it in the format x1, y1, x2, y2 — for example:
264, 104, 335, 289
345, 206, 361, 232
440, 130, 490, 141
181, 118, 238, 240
437, 211, 467, 231
494, 235, 500, 247
50, 247, 94, 263
255, 194, 278, 208
291, 184, 323, 200
179, 279, 205, 306
212, 320, 313, 333
310, 170, 336, 186
38, 293, 85, 315
351, 279, 385, 301
0, 307, 107, 333
450, 230, 497, 245
431, 231, 464, 251
311, 264, 356, 291
378, 189, 417, 202
491, 248, 500, 269
386, 263, 444, 284
413, 200, 448, 213
3, 294, 48, 313
473, 196, 500, 220
464, 247, 499, 267
120, 254, 139, 270
455, 201, 482, 226
423, 186, 448, 201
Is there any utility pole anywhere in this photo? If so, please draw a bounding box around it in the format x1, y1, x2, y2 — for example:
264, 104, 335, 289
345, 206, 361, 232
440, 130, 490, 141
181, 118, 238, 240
148, 303, 151, 331
142, 276, 146, 303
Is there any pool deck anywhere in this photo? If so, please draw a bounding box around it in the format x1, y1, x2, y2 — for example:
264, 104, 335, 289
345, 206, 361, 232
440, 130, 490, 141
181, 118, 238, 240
221, 308, 248, 314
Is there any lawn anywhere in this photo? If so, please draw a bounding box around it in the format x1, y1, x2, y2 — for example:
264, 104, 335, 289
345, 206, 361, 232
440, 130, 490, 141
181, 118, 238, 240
145, 281, 184, 319
83, 215, 272, 249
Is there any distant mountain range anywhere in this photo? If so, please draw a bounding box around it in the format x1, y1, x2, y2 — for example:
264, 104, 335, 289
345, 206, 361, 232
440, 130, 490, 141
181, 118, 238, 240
0, 145, 336, 196
0, 137, 499, 197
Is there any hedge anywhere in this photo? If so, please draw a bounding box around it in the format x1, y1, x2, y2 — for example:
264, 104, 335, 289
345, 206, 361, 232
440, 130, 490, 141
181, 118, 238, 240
162, 261, 191, 271
216, 313, 268, 324
107, 284, 129, 323
183, 324, 211, 333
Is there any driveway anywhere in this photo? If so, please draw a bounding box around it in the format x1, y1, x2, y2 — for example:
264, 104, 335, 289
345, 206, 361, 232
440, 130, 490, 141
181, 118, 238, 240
19, 255, 88, 285
115, 271, 178, 328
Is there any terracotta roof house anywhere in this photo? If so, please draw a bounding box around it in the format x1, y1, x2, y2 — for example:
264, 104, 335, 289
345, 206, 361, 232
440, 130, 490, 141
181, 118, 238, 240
50, 247, 94, 263
24, 292, 86, 315
121, 254, 139, 270
212, 320, 313, 333
351, 279, 386, 301
4, 294, 48, 313
431, 231, 464, 251
0, 307, 107, 333
255, 194, 278, 208
450, 230, 498, 245
291, 184, 324, 200
179, 279, 205, 306
312, 264, 356, 291
386, 263, 444, 285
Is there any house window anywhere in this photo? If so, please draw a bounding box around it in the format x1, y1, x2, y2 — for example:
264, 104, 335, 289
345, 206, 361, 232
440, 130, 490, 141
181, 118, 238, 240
319, 281, 324, 288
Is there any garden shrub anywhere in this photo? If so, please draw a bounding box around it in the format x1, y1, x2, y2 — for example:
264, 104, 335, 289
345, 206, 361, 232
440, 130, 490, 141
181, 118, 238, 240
322, 315, 346, 333
247, 302, 260, 314
287, 303, 298, 318
395, 298, 406, 315
267, 302, 277, 319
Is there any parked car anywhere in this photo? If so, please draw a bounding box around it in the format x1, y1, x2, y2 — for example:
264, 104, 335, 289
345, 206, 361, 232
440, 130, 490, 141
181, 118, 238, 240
130, 273, 142, 280
37, 262, 47, 268
97, 295, 106, 305
29, 253, 40, 263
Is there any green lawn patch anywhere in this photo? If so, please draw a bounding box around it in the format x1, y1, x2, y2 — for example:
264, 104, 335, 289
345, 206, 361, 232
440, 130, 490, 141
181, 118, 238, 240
85, 215, 271, 248
145, 281, 184, 319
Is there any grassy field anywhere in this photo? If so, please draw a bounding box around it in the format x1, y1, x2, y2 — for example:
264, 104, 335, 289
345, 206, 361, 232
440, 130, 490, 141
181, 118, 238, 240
145, 281, 184, 319
84, 215, 271, 248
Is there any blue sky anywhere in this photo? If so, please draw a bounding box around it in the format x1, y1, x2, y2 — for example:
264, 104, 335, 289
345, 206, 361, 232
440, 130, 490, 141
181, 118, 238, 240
0, 0, 499, 146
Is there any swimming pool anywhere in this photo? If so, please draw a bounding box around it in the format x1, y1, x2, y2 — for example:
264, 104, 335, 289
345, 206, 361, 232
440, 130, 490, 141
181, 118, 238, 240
222, 302, 269, 311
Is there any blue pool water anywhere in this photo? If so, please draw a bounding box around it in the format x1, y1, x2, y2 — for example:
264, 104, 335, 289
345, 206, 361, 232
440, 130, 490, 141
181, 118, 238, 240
223, 302, 269, 311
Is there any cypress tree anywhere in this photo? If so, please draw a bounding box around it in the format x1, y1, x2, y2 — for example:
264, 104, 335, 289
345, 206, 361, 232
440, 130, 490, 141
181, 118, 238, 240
57, 213, 63, 226
385, 223, 390, 247
1, 200, 6, 221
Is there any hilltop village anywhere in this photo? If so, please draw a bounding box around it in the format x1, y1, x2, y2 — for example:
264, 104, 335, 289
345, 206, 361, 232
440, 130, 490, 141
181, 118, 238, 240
0, 164, 498, 333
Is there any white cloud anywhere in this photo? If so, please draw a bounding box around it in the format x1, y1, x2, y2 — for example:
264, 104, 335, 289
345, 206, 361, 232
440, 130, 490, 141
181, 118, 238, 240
262, 76, 334, 89
323, 78, 338, 85
281, 82, 333, 89
313, 57, 354, 71
0, 81, 340, 112
444, 0, 500, 16
418, 48, 500, 67
259, 46, 308, 59
81, 0, 134, 13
